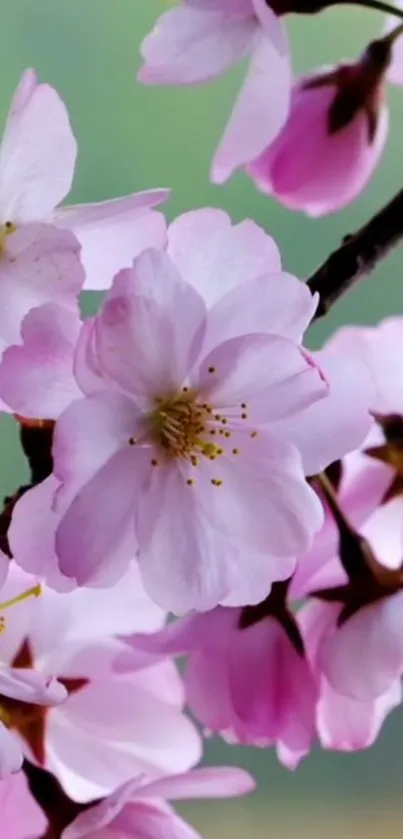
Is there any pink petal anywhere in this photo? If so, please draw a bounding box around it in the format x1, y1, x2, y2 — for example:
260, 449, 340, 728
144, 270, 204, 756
195, 432, 324, 557
319, 594, 403, 700
197, 334, 327, 423
0, 72, 76, 222
55, 194, 169, 292
138, 767, 255, 800
203, 272, 317, 353
223, 550, 296, 607
139, 4, 255, 85
9, 476, 76, 592
274, 344, 374, 475
167, 208, 281, 308
383, 2, 403, 86
0, 224, 84, 350
94, 249, 206, 398
53, 391, 138, 493
0, 303, 81, 418
47, 661, 201, 801
55, 446, 143, 586
318, 677, 402, 752
0, 726, 22, 778
0, 668, 66, 705
212, 24, 291, 182
136, 462, 231, 613
0, 770, 47, 835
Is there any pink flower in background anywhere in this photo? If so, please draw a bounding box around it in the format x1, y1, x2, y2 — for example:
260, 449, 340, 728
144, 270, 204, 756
52, 246, 327, 612
0, 69, 169, 290
300, 599, 402, 752
0, 771, 47, 838
247, 39, 391, 215
0, 564, 200, 801
123, 592, 317, 769
138, 1, 291, 183
63, 767, 255, 839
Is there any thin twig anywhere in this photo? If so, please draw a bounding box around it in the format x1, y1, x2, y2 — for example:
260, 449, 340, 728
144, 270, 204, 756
307, 187, 403, 319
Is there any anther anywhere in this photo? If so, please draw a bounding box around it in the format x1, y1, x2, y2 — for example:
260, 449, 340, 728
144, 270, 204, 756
129, 437, 137, 445
208, 366, 216, 374
250, 431, 258, 438
186, 478, 195, 486
241, 413, 248, 420
151, 458, 159, 466
232, 448, 240, 455
241, 403, 247, 409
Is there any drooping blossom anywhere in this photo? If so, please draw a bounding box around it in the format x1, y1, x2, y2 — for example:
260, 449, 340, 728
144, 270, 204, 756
50, 245, 330, 612
138, 1, 291, 183
299, 596, 402, 752
247, 37, 391, 215
0, 564, 200, 801
63, 767, 255, 839
0, 69, 169, 290
123, 580, 317, 769
0, 771, 47, 838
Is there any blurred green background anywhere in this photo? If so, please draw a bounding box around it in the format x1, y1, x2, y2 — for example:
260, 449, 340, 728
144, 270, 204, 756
1, 1, 403, 836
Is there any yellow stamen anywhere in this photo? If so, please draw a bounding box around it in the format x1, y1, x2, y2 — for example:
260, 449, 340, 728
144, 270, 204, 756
0, 584, 41, 613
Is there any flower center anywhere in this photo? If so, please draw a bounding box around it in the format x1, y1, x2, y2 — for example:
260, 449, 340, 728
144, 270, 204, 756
146, 390, 221, 461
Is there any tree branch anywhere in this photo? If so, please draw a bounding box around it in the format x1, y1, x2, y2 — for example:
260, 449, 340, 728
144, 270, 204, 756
307, 187, 403, 319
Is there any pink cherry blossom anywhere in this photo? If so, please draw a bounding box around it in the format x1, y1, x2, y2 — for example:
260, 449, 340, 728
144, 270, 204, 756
0, 564, 200, 801
123, 600, 317, 770
300, 599, 402, 752
0, 771, 47, 838
63, 767, 255, 839
138, 1, 291, 182
51, 246, 328, 612
247, 45, 390, 216
0, 69, 169, 290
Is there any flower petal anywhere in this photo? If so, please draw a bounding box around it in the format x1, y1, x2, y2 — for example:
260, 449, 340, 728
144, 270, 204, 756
167, 208, 281, 308
138, 767, 255, 800
211, 24, 291, 182
55, 194, 169, 292
139, 4, 255, 85
196, 334, 327, 423
0, 71, 76, 222
0, 303, 81, 418
94, 249, 207, 398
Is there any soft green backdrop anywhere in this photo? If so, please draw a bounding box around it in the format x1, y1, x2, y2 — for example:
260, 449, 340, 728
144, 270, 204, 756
1, 2, 403, 836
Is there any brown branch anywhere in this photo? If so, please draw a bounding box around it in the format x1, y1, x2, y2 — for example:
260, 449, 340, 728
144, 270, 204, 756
23, 761, 95, 838
307, 187, 403, 319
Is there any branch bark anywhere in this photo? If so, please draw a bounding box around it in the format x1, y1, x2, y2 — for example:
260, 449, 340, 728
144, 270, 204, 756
307, 187, 403, 320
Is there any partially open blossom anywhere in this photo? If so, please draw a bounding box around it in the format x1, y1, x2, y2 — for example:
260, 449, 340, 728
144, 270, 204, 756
0, 564, 200, 801
63, 767, 255, 839
0, 69, 169, 290
124, 587, 317, 769
138, 1, 291, 183
247, 38, 391, 215
0, 771, 47, 838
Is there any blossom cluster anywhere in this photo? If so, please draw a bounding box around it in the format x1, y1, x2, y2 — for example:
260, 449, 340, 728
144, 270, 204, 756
2, 0, 403, 836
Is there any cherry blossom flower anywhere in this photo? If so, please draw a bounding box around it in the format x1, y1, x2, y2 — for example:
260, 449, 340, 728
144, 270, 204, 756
138, 1, 291, 183
63, 767, 255, 839
0, 564, 200, 801
247, 38, 391, 215
50, 246, 328, 612
124, 582, 317, 770
0, 68, 169, 290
